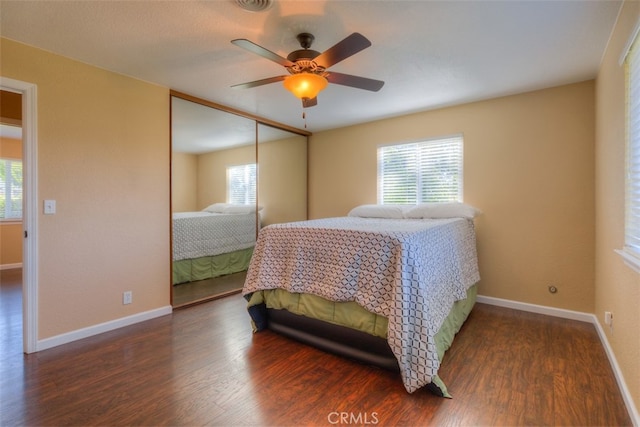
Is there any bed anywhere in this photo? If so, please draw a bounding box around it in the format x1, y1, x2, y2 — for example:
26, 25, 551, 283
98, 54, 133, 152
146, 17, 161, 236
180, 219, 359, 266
242, 203, 481, 397
172, 203, 258, 285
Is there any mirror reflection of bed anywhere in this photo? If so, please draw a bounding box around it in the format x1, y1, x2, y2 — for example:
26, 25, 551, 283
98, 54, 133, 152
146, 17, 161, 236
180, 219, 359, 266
170, 92, 308, 307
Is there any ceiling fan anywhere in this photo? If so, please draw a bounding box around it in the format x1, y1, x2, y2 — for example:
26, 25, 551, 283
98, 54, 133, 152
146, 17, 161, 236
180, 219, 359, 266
231, 32, 384, 108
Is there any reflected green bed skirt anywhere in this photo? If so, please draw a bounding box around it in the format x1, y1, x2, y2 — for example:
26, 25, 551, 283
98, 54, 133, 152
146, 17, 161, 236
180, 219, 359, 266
173, 247, 254, 285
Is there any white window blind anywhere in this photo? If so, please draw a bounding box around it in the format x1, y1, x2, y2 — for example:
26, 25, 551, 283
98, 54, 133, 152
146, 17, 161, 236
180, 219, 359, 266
623, 32, 640, 261
378, 135, 463, 204
0, 158, 22, 220
227, 163, 256, 205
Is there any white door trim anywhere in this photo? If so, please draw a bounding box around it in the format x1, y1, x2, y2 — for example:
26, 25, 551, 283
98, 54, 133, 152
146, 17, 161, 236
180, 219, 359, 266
1, 77, 38, 354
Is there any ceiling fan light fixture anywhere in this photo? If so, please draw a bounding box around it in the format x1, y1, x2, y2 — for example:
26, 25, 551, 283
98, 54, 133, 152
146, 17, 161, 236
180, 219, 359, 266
283, 73, 328, 100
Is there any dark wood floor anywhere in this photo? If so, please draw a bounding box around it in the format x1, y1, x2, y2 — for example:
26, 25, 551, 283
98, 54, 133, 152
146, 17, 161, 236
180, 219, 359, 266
0, 268, 632, 426
172, 271, 246, 307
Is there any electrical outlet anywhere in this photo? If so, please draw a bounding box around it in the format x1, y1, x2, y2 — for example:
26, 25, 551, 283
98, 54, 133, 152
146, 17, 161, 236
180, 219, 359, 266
123, 291, 132, 305
604, 311, 613, 326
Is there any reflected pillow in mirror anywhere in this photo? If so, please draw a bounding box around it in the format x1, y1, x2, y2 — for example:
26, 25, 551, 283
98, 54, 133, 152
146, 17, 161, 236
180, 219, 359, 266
202, 203, 227, 213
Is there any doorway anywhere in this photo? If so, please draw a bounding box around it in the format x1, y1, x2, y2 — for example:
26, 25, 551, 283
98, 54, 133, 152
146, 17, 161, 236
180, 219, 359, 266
0, 77, 38, 354
0, 89, 23, 358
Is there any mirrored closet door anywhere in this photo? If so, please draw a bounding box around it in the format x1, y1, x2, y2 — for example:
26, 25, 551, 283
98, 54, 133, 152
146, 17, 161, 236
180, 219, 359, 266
170, 91, 309, 307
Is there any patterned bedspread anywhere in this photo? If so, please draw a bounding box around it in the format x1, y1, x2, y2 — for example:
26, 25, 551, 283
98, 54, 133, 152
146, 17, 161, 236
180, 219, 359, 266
242, 216, 480, 393
172, 212, 256, 261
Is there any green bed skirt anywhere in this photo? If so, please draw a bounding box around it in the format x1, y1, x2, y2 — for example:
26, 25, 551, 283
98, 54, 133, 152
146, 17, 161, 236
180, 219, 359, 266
173, 247, 254, 285
246, 284, 477, 397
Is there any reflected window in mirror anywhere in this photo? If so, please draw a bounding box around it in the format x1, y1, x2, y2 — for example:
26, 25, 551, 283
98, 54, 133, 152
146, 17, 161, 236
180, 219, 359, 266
227, 163, 256, 205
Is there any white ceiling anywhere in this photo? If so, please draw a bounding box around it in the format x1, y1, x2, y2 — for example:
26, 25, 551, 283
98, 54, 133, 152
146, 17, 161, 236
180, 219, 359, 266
0, 0, 622, 140
171, 95, 302, 152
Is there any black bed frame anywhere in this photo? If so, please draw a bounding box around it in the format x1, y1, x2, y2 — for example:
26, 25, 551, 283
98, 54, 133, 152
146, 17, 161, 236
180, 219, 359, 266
267, 307, 400, 372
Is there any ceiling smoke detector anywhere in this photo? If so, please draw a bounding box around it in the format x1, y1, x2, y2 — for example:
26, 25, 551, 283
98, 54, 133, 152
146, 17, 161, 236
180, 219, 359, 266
235, 0, 273, 12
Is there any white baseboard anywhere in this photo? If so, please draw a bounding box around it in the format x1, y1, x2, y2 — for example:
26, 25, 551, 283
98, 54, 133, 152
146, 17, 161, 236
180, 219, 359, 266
36, 306, 173, 352
0, 263, 22, 270
476, 295, 594, 323
477, 294, 639, 426
593, 316, 640, 426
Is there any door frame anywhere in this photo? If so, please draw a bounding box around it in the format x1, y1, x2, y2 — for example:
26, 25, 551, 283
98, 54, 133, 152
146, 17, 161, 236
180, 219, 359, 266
1, 77, 38, 353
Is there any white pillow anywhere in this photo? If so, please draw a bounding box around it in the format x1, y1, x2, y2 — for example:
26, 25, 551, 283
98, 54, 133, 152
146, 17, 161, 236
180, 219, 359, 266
347, 204, 410, 219
203, 203, 260, 214
202, 203, 227, 213
404, 202, 481, 219
222, 204, 257, 214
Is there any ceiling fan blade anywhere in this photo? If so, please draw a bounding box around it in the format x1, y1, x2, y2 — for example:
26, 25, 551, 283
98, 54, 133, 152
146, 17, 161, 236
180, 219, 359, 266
231, 75, 287, 89
231, 39, 295, 67
326, 72, 384, 92
313, 33, 372, 69
302, 97, 318, 108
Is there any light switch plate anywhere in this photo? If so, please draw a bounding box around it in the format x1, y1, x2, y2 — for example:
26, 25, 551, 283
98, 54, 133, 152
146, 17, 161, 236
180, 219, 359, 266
44, 200, 56, 215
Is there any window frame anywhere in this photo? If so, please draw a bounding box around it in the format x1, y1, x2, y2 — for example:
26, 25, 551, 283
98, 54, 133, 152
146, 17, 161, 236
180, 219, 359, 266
0, 156, 23, 222
377, 134, 464, 205
617, 21, 640, 273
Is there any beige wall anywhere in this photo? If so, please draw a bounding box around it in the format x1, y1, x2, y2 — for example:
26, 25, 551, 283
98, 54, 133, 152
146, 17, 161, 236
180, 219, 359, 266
0, 136, 23, 266
310, 81, 596, 313
0, 136, 21, 158
0, 220, 22, 266
595, 0, 640, 412
171, 151, 197, 212
1, 38, 170, 339
258, 135, 307, 226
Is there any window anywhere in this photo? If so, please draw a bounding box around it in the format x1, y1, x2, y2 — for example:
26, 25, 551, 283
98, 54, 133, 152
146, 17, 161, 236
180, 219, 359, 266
0, 157, 22, 220
378, 135, 463, 204
618, 28, 640, 271
227, 163, 256, 205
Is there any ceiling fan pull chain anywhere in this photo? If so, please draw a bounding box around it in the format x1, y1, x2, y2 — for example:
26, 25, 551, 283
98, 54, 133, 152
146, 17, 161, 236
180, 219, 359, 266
303, 110, 307, 128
